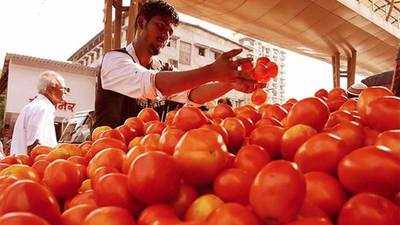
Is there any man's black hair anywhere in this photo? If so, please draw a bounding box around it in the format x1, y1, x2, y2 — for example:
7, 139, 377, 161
137, 0, 179, 26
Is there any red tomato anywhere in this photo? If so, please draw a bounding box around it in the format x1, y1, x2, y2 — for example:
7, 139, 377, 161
78, 179, 92, 193
314, 89, 329, 100
200, 123, 229, 145
206, 203, 260, 225
375, 129, 400, 160
84, 206, 136, 225
294, 133, 348, 174
140, 133, 161, 151
171, 184, 198, 218
236, 116, 255, 137
32, 159, 50, 179
338, 146, 400, 198
251, 88, 267, 105
221, 117, 246, 152
128, 151, 181, 204
172, 106, 208, 131
122, 146, 146, 174
185, 194, 224, 221
61, 204, 97, 225
234, 145, 271, 177
266, 61, 278, 78
0, 212, 50, 225
158, 128, 185, 155
281, 124, 317, 161
213, 168, 253, 204
87, 148, 126, 178
284, 217, 333, 225
0, 180, 60, 224
139, 204, 180, 225
286, 97, 329, 131
337, 193, 400, 225
249, 160, 306, 224
115, 124, 139, 144
249, 125, 284, 159
29, 146, 52, 162
357, 86, 393, 120
14, 154, 32, 166
0, 176, 18, 194
328, 88, 347, 99
99, 129, 125, 143
43, 159, 81, 199
138, 108, 160, 123
86, 138, 127, 161
91, 126, 112, 141
78, 141, 93, 154
326, 95, 348, 112
165, 110, 177, 126
297, 201, 330, 221
327, 121, 365, 151
211, 103, 235, 120
234, 106, 261, 124
257, 57, 270, 66
144, 121, 166, 135
94, 173, 142, 214
339, 99, 357, 112
128, 136, 143, 149
363, 126, 379, 146
255, 117, 282, 127
124, 117, 145, 136
364, 96, 400, 131
324, 110, 354, 128
0, 164, 40, 182
66, 190, 98, 209
304, 172, 347, 218
259, 104, 288, 121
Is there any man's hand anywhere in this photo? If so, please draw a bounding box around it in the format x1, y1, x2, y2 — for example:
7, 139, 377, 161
209, 49, 252, 83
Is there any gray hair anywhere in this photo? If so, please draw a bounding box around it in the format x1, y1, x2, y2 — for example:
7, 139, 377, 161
37, 70, 66, 93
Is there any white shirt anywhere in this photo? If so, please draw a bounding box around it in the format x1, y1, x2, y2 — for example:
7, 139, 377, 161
0, 141, 4, 159
101, 43, 197, 105
11, 94, 58, 155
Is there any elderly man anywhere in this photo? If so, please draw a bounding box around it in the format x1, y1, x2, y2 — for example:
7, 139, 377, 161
10, 71, 68, 155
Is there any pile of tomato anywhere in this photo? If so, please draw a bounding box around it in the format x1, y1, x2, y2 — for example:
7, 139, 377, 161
0, 86, 399, 225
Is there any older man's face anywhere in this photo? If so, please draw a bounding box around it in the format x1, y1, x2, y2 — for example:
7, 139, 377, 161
46, 80, 65, 105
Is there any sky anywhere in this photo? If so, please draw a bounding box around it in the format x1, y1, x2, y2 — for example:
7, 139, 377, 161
0, 0, 340, 100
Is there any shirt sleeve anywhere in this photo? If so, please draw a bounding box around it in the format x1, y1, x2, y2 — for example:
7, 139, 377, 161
168, 90, 201, 107
101, 51, 163, 99
25, 107, 47, 146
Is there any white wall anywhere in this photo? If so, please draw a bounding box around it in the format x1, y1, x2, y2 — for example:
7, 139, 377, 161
6, 63, 96, 122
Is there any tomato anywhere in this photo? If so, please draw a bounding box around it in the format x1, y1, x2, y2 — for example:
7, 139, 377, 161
0, 212, 50, 225
234, 145, 271, 177
78, 141, 93, 154
200, 123, 229, 145
128, 136, 143, 149
304, 172, 347, 218
363, 126, 379, 146
324, 110, 354, 128
94, 173, 142, 214
84, 206, 136, 225
375, 129, 400, 160
85, 138, 127, 161
144, 121, 166, 135
249, 125, 284, 159
259, 104, 288, 121
236, 116, 255, 137
213, 168, 253, 204
171, 184, 198, 218
211, 103, 235, 120
364, 96, 400, 131
337, 146, 400, 198
128, 151, 181, 204
234, 106, 261, 124
0, 164, 40, 182
249, 160, 306, 224
314, 89, 328, 100
206, 203, 260, 225
99, 129, 125, 143
139, 204, 180, 225
326, 95, 347, 112
90, 166, 119, 189
185, 194, 224, 221
327, 121, 365, 151
255, 117, 282, 127
0, 180, 60, 224
337, 193, 400, 225
91, 126, 112, 141
297, 201, 330, 221
78, 179, 92, 193
121, 146, 146, 174
0, 176, 18, 194
87, 148, 126, 178
14, 154, 32, 166
138, 108, 160, 123
171, 106, 208, 131
124, 117, 145, 136
61, 204, 97, 225
328, 88, 347, 99
284, 217, 333, 225
251, 88, 267, 105
0, 156, 18, 165
357, 86, 393, 122
43, 159, 81, 199
115, 124, 139, 144
158, 128, 185, 155
294, 133, 348, 174
281, 124, 317, 161
140, 133, 161, 151
174, 128, 227, 186
66, 190, 98, 209
286, 97, 329, 131
339, 99, 357, 112
282, 102, 294, 112
31, 159, 50, 179
221, 117, 246, 152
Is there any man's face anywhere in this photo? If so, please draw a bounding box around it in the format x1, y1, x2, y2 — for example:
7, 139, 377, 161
143, 15, 175, 55
46, 80, 66, 105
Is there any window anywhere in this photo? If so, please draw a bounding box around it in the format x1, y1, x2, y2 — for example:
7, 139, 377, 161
168, 59, 178, 69
179, 41, 191, 65
197, 47, 206, 56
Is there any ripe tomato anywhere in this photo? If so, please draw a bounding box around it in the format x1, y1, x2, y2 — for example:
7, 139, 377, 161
324, 110, 354, 128
78, 179, 92, 193
234, 106, 261, 124
140, 133, 161, 151
337, 193, 400, 225
174, 128, 227, 186
315, 89, 329, 100
206, 203, 260, 225
364, 96, 400, 131
251, 88, 267, 105
99, 129, 125, 143
171, 184, 198, 218
172, 106, 208, 131
144, 121, 166, 135
158, 128, 185, 155
281, 124, 317, 161
61, 204, 97, 225
294, 133, 348, 174
200, 123, 229, 145
14, 154, 32, 166
94, 173, 142, 214
327, 121, 365, 151
86, 138, 127, 161
304, 172, 347, 218
66, 190, 98, 209
337, 146, 400, 198
249, 125, 284, 159
43, 159, 81, 199
0, 180, 60, 224
0, 164, 40, 182
211, 103, 235, 120
124, 117, 145, 135
297, 201, 330, 221
121, 146, 146, 174
91, 126, 112, 141
90, 166, 119, 189
234, 145, 271, 177
255, 117, 282, 127
259, 104, 288, 121
375, 129, 400, 159
326, 95, 347, 112
87, 148, 126, 178
284, 217, 333, 225
185, 194, 224, 221
339, 99, 357, 112
137, 108, 160, 123
115, 124, 139, 144
0, 176, 18, 194
357, 86, 393, 123
236, 116, 255, 137
363, 126, 379, 146
139, 204, 180, 225
128, 136, 142, 149
31, 159, 50, 179
221, 117, 246, 152
213, 168, 253, 204
84, 206, 136, 225
128, 151, 181, 204
328, 88, 347, 99
29, 145, 52, 162
0, 212, 50, 225
286, 97, 329, 131
249, 160, 306, 224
